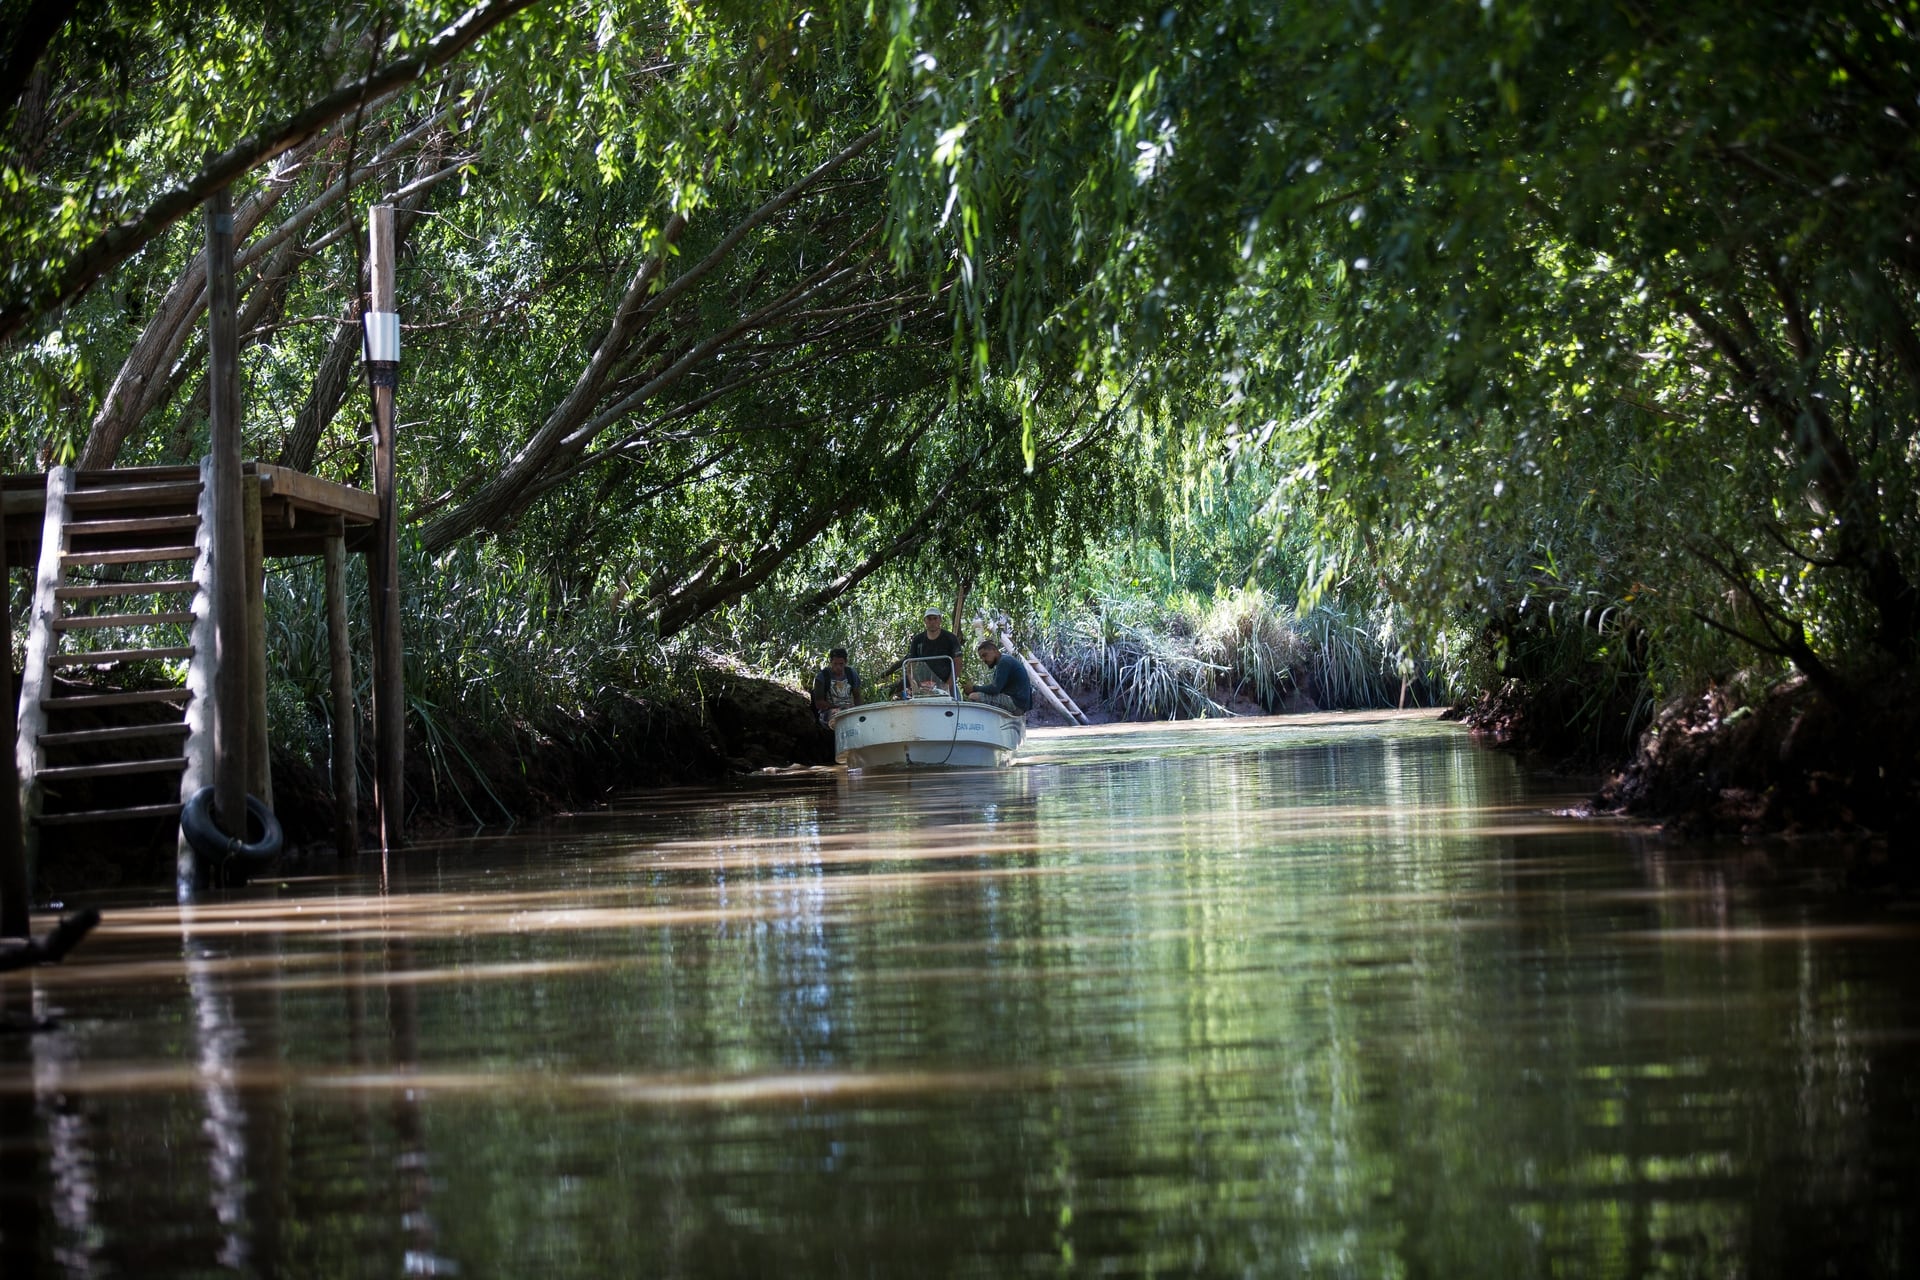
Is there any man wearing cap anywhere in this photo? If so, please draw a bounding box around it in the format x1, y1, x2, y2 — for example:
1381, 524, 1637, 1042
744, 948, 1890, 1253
967, 638, 1034, 715
906, 607, 964, 694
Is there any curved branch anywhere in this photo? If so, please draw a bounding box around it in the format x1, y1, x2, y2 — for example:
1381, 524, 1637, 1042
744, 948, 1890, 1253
0, 0, 539, 347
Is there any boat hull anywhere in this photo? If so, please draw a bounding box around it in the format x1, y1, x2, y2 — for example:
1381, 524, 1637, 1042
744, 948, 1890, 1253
833, 699, 1026, 770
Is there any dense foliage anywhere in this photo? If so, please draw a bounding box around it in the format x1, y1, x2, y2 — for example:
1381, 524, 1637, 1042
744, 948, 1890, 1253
7, 0, 1918, 814
3, 0, 1137, 647
882, 0, 1920, 712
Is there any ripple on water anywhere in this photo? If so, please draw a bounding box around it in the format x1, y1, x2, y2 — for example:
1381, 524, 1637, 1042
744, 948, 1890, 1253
3, 712, 1916, 1277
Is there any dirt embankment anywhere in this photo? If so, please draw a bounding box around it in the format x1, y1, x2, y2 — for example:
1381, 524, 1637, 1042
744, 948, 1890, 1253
270, 673, 833, 852
1459, 668, 1918, 841
1593, 672, 1918, 840
31, 672, 831, 894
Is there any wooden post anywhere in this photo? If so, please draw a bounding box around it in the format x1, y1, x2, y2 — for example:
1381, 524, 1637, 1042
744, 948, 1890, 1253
15, 469, 69, 883
365, 205, 405, 850
1, 528, 26, 940
243, 472, 271, 807
323, 532, 359, 856
179, 458, 218, 892
206, 187, 249, 840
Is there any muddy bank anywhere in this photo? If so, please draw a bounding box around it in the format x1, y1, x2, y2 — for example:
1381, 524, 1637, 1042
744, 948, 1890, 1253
1457, 665, 1918, 841
1593, 671, 1919, 840
271, 672, 833, 853
29, 671, 831, 894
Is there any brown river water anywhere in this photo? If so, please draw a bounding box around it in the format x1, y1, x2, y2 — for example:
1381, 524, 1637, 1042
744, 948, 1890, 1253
2, 711, 1917, 1277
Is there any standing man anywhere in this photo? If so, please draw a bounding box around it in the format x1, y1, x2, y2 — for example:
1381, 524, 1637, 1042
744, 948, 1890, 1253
907, 606, 964, 694
811, 647, 863, 723
966, 638, 1033, 715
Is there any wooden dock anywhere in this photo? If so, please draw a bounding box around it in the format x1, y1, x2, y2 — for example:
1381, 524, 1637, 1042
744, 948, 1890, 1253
4, 462, 378, 869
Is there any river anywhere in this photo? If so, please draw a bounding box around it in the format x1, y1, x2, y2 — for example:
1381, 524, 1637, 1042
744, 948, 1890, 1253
2, 711, 1916, 1276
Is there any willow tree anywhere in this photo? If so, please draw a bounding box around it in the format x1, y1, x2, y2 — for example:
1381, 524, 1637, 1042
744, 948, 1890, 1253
3, 0, 1137, 646
875, 0, 1920, 701
0, 0, 545, 352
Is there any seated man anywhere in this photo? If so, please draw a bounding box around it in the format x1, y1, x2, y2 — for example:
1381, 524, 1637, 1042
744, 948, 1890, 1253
965, 638, 1033, 715
906, 606, 963, 695
810, 647, 863, 723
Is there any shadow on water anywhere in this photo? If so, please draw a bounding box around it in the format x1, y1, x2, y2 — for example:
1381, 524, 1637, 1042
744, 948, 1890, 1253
2, 711, 1917, 1276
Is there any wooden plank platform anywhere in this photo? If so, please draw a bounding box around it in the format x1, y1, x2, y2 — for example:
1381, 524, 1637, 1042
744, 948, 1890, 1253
35, 802, 184, 827
39, 758, 189, 782
42, 689, 193, 711
38, 722, 192, 748
10, 458, 377, 862
55, 580, 198, 600
256, 463, 380, 523
6, 462, 377, 562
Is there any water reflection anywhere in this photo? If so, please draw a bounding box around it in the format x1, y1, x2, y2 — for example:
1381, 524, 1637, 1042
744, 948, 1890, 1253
1, 711, 1916, 1276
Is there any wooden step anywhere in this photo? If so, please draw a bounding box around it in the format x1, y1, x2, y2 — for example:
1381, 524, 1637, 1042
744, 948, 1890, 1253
54, 610, 197, 631
38, 723, 190, 748
35, 802, 184, 827
38, 758, 188, 783
65, 481, 202, 509
49, 645, 193, 668
61, 545, 198, 568
1017, 651, 1087, 723
55, 580, 198, 601
64, 514, 199, 540
42, 688, 192, 711
71, 465, 203, 485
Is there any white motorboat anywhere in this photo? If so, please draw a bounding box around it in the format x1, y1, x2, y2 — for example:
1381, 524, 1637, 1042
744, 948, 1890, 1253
832, 656, 1026, 770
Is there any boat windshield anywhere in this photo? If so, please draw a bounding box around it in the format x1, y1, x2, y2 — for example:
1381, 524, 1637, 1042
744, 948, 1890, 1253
901, 653, 960, 702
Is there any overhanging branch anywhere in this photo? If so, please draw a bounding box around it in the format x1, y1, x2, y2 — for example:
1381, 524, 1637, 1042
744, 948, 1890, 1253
0, 0, 540, 347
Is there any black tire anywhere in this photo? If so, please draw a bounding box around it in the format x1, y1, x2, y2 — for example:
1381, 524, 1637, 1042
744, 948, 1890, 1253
181, 786, 284, 885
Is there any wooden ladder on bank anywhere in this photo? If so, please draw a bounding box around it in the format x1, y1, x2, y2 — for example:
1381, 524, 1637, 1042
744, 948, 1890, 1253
15, 463, 217, 846
974, 612, 1089, 725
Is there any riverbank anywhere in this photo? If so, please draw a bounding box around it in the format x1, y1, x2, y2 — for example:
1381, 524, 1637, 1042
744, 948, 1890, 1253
1593, 669, 1918, 841
269, 671, 833, 854
1459, 666, 1918, 843
42, 618, 1908, 897
26, 668, 831, 895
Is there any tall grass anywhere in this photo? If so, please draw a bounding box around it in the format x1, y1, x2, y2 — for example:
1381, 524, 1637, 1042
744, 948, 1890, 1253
263, 540, 689, 819
1045, 598, 1231, 720
1026, 587, 1465, 719
1196, 588, 1306, 709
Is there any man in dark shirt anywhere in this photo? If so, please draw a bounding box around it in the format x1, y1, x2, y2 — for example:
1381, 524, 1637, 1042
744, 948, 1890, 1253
967, 638, 1033, 714
906, 607, 963, 694
811, 647, 862, 723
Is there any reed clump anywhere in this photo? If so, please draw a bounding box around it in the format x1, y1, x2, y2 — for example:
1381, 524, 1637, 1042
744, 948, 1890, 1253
263, 542, 705, 829
1042, 597, 1230, 720
1032, 588, 1461, 720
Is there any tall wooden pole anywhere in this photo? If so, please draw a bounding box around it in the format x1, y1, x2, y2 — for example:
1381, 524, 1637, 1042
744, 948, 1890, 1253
243, 473, 271, 806
207, 187, 249, 842
366, 205, 405, 851
1, 529, 27, 940
323, 531, 359, 856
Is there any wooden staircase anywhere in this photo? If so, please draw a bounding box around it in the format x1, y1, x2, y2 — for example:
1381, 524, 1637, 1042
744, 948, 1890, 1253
973, 612, 1089, 725
15, 463, 212, 843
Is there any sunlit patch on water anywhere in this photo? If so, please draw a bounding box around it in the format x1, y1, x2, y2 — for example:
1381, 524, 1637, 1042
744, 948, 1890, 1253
2, 711, 1916, 1277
